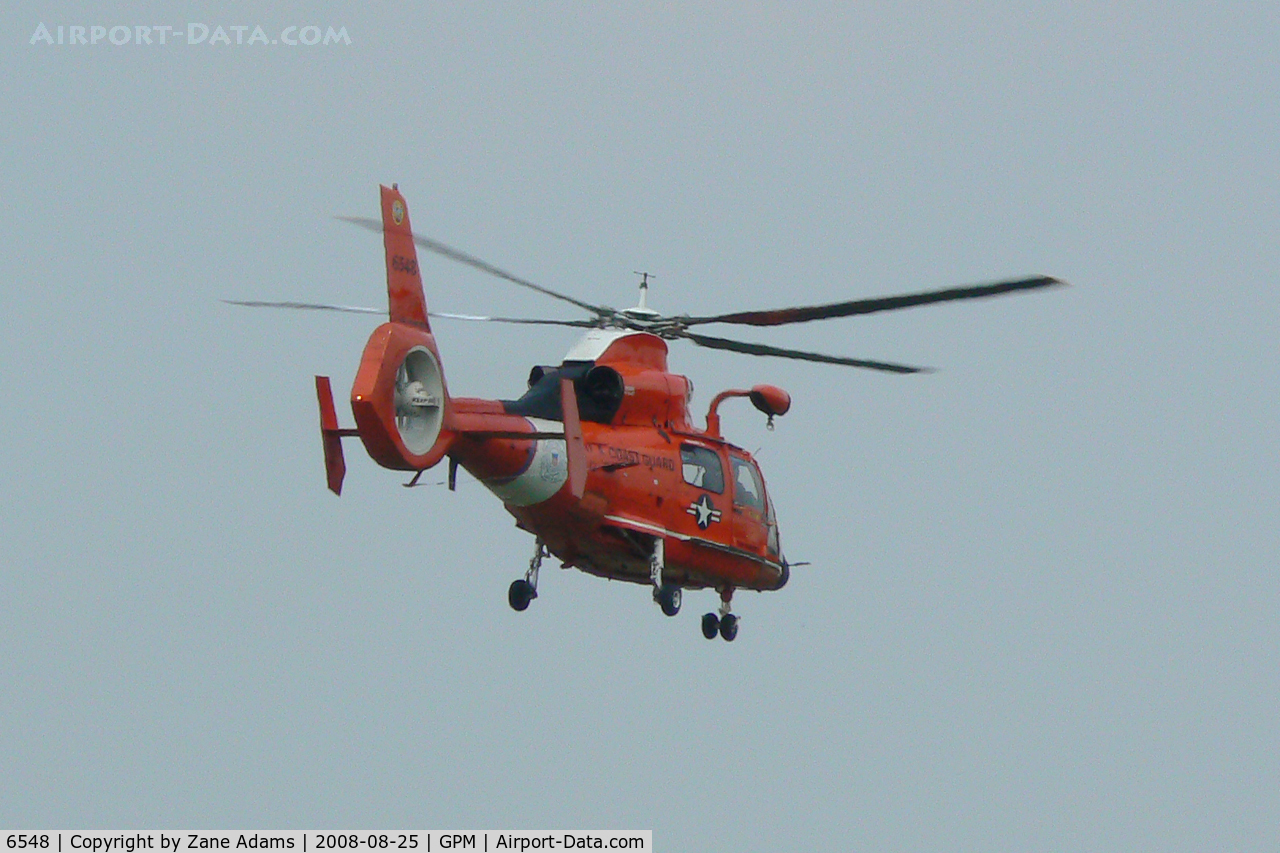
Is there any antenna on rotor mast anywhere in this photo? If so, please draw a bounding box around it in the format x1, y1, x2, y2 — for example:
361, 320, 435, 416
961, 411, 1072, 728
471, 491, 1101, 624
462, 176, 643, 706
633, 271, 654, 310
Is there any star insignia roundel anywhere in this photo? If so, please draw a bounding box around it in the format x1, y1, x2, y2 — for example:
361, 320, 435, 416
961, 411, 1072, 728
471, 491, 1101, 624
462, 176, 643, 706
686, 494, 723, 530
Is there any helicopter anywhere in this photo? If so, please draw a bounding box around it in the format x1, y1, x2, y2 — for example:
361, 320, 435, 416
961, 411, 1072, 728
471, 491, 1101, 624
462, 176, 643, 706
231, 184, 1063, 641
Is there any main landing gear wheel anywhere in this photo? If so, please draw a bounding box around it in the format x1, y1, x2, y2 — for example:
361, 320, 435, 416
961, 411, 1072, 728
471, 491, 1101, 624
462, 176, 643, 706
719, 613, 739, 641
701, 613, 720, 639
509, 538, 546, 612
508, 578, 535, 612
656, 583, 682, 617
649, 537, 683, 616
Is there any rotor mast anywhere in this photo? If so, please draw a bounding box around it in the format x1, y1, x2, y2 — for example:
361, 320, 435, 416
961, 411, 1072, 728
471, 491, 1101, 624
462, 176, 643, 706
617, 271, 661, 329
633, 271, 654, 311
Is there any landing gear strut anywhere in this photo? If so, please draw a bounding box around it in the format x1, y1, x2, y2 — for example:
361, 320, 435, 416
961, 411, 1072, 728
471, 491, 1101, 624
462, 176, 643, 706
649, 538, 681, 617
701, 587, 738, 641
508, 539, 546, 612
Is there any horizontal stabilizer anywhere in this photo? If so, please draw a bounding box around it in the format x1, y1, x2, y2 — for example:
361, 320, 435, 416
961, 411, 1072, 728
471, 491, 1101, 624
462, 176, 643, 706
316, 375, 355, 495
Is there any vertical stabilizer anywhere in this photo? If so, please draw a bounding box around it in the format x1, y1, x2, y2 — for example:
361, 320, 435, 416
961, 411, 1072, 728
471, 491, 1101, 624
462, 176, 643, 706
316, 375, 350, 495
380, 184, 430, 328
560, 379, 587, 499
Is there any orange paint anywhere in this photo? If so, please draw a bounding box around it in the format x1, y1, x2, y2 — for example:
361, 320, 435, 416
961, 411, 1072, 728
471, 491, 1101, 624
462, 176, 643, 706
318, 186, 791, 638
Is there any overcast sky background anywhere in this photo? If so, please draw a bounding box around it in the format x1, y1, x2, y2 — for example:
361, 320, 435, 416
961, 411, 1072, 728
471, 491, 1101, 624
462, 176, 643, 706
2, 3, 1277, 849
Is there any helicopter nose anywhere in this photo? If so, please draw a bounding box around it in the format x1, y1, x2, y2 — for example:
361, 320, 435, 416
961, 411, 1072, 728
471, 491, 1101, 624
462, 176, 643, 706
773, 560, 790, 590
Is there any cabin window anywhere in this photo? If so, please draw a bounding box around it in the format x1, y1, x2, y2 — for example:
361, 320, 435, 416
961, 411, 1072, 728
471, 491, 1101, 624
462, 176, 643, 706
731, 455, 766, 512
681, 444, 724, 493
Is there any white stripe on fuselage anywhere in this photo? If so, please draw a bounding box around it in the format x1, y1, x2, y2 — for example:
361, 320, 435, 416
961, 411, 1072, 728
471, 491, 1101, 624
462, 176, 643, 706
602, 514, 783, 571
482, 417, 568, 507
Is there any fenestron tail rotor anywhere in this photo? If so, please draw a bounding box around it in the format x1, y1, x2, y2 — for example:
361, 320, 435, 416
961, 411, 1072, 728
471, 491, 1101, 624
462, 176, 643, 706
393, 350, 446, 455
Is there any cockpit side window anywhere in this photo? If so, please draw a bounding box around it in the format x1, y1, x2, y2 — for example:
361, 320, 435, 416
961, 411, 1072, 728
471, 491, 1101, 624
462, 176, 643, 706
730, 455, 766, 512
681, 444, 724, 493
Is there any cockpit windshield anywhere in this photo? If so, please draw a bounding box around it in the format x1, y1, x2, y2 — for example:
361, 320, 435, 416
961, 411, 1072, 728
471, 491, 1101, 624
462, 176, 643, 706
730, 455, 766, 512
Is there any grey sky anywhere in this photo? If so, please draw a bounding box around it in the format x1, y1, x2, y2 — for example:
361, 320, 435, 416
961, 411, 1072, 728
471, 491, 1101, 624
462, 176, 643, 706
2, 4, 1277, 850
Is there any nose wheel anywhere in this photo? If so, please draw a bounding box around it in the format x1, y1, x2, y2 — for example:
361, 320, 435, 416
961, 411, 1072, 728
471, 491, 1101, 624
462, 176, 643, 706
701, 587, 738, 641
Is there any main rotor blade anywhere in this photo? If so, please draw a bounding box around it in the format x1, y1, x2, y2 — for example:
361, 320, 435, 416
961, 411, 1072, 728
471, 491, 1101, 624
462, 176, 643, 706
337, 216, 611, 317
683, 331, 931, 373
431, 312, 596, 327
681, 275, 1064, 327
223, 299, 383, 314
223, 300, 592, 327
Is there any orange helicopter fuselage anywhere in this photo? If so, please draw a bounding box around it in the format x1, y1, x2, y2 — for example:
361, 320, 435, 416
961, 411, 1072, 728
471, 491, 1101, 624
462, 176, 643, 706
443, 330, 787, 594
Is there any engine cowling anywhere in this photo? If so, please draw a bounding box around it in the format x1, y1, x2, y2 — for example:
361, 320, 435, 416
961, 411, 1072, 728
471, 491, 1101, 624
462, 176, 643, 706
350, 322, 452, 470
